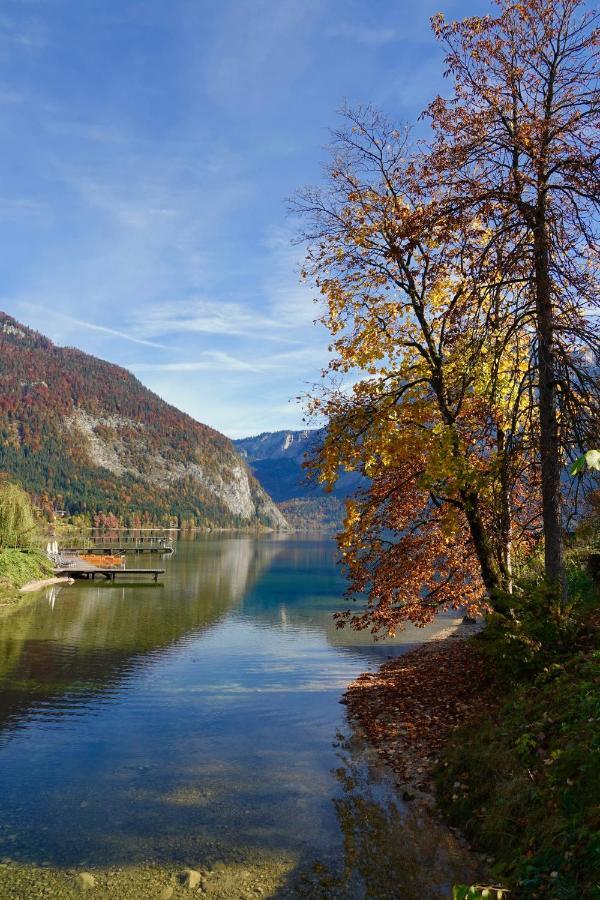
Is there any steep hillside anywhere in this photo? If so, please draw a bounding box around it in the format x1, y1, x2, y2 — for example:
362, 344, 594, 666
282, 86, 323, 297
0, 313, 287, 529
234, 429, 364, 529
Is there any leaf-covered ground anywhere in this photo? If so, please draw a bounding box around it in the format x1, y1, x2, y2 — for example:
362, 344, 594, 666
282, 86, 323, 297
343, 615, 600, 898
342, 624, 497, 799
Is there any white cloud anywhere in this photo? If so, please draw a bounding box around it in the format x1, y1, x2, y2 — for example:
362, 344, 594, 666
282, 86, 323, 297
201, 0, 321, 111
129, 297, 299, 342
0, 16, 46, 53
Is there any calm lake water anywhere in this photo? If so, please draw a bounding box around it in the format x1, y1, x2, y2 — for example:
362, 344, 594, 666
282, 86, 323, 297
0, 535, 471, 897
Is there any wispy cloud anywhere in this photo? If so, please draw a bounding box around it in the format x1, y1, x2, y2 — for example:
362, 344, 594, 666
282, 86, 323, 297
131, 351, 279, 373
201, 0, 321, 111
0, 15, 47, 53
0, 198, 44, 220
23, 307, 173, 350
130, 297, 301, 343
260, 228, 320, 329
0, 0, 449, 438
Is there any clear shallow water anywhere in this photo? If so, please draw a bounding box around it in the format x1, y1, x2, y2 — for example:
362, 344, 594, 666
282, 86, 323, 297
0, 535, 468, 894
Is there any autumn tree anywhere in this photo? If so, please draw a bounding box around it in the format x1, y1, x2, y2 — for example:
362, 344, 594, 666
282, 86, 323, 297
426, 0, 600, 595
295, 109, 541, 633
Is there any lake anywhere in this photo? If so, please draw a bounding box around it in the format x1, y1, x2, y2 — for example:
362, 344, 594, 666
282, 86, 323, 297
0, 535, 474, 898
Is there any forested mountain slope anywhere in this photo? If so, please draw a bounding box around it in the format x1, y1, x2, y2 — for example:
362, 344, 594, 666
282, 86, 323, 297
0, 313, 287, 529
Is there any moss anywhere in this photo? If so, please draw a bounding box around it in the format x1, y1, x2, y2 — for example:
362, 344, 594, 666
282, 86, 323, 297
0, 548, 54, 591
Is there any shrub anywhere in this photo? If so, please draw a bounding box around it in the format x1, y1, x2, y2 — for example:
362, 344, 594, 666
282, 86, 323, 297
479, 567, 596, 682
438, 652, 600, 898
0, 548, 53, 590
0, 480, 38, 548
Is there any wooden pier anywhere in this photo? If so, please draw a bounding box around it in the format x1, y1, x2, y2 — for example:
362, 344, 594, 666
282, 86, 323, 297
61, 545, 173, 556
56, 564, 165, 582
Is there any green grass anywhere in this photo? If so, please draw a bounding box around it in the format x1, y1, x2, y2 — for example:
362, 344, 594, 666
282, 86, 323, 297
437, 559, 600, 898
437, 648, 600, 898
0, 548, 54, 591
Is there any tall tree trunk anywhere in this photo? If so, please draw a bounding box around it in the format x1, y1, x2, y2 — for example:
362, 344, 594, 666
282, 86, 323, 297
460, 488, 503, 599
441, 395, 505, 601
497, 427, 513, 594
533, 215, 566, 596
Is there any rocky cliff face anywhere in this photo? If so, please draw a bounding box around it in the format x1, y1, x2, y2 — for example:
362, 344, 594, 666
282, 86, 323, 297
0, 312, 288, 529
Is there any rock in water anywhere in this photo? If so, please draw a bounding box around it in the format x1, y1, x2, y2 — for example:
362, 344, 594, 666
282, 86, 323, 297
76, 872, 96, 891
179, 869, 201, 889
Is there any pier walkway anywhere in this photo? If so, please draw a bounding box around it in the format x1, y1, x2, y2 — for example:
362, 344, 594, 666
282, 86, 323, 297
55, 559, 165, 582
60, 544, 173, 556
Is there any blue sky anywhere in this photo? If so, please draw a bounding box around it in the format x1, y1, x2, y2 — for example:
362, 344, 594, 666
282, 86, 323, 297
0, 0, 482, 438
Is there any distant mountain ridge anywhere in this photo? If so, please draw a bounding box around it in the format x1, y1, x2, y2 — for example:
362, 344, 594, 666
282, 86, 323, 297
234, 429, 363, 500
234, 429, 317, 468
234, 430, 320, 503
0, 312, 287, 529
234, 429, 363, 529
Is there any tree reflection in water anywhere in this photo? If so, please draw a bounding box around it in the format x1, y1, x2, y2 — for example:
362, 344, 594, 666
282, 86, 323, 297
283, 730, 480, 900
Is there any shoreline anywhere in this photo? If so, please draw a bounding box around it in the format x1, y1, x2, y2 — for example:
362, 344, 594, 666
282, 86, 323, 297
19, 576, 75, 593
342, 620, 493, 804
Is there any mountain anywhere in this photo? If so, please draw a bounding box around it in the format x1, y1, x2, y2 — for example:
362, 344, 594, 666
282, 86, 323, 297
0, 313, 287, 530
234, 430, 319, 503
234, 429, 363, 530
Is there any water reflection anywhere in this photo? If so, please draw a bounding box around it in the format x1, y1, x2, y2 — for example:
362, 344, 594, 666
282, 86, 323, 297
275, 729, 479, 899
235, 535, 461, 662
0, 537, 281, 736
0, 535, 471, 895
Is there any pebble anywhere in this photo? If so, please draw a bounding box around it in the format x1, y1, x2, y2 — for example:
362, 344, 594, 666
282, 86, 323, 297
179, 868, 201, 889
76, 871, 96, 891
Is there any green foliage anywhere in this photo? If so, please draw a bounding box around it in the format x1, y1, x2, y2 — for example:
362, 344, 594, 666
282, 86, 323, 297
479, 567, 596, 682
0, 548, 53, 590
570, 449, 600, 476
278, 496, 346, 531
440, 533, 600, 898
0, 480, 37, 548
439, 651, 600, 898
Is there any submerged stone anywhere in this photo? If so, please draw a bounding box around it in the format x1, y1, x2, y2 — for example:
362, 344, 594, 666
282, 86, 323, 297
179, 868, 201, 889
76, 871, 96, 891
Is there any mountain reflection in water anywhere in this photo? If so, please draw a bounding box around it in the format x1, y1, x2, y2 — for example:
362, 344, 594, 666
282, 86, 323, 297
0, 535, 467, 896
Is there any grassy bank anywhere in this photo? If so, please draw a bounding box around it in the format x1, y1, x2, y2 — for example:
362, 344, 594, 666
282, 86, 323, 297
0, 548, 54, 593
436, 569, 600, 899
